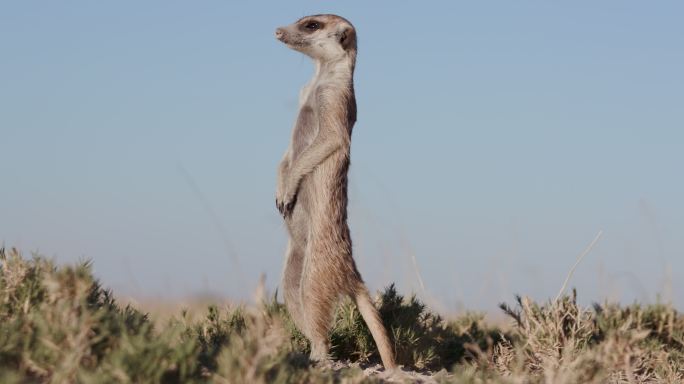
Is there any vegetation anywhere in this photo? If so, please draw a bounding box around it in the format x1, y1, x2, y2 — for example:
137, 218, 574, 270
1, 247, 682, 383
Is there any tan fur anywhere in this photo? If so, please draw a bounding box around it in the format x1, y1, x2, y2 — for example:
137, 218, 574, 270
275, 15, 397, 369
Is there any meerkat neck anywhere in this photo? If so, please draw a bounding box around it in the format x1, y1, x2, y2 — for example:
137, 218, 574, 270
314, 54, 355, 84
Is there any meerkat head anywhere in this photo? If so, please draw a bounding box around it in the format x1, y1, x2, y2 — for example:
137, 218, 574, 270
275, 14, 356, 61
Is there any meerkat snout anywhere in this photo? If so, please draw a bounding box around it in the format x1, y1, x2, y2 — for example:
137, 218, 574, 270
275, 27, 285, 41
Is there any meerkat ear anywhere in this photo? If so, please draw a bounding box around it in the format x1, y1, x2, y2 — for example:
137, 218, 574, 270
338, 26, 356, 51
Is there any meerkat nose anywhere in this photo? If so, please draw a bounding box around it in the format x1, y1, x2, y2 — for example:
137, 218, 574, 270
275, 28, 285, 40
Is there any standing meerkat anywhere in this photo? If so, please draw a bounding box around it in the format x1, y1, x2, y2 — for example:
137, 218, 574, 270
275, 14, 397, 369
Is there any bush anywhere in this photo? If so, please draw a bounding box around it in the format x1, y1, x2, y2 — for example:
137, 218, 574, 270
2, 247, 682, 383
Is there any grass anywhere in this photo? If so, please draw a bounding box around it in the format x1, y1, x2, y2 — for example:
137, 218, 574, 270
1, 247, 683, 383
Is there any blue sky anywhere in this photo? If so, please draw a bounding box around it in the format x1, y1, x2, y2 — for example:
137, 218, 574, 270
1, 2, 683, 311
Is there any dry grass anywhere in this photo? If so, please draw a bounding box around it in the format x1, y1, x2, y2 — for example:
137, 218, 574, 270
1, 247, 682, 383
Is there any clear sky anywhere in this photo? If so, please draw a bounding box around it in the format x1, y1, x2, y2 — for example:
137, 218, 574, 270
1, 1, 683, 312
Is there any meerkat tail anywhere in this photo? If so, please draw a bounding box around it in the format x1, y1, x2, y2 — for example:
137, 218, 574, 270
354, 287, 397, 369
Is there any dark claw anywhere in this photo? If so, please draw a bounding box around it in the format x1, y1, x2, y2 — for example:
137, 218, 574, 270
283, 194, 298, 218
285, 202, 294, 216
276, 198, 285, 215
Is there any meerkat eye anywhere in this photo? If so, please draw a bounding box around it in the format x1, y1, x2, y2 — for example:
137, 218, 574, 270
304, 21, 320, 31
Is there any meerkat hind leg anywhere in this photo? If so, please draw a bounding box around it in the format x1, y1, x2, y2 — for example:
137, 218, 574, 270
300, 262, 338, 362
282, 240, 306, 328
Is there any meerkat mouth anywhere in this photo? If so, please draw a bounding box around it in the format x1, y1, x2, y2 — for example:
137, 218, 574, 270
280, 36, 305, 47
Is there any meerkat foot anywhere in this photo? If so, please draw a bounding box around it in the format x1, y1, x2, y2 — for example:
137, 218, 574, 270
308, 339, 332, 363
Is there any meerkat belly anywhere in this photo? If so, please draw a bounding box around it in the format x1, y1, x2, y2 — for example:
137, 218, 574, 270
309, 152, 350, 215
289, 153, 348, 227
291, 104, 318, 159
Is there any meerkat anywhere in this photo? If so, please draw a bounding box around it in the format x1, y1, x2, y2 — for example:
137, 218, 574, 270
274, 15, 397, 369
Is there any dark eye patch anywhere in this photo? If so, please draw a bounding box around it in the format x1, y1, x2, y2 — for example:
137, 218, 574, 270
301, 21, 322, 31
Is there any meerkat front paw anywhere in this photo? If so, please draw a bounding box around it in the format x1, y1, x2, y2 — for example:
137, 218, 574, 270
276, 189, 298, 218
275, 182, 287, 215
